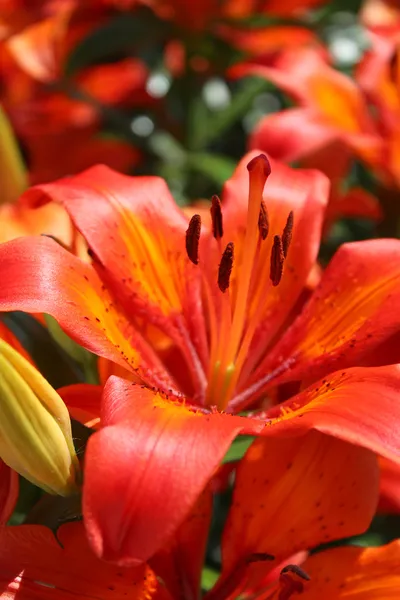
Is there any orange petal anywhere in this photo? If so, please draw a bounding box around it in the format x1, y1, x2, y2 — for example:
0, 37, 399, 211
83, 378, 266, 565
22, 165, 192, 319
6, 4, 73, 82
0, 202, 74, 246
297, 540, 400, 599
258, 239, 400, 386
0, 522, 159, 599
218, 25, 319, 54
22, 166, 206, 391
220, 432, 378, 580
151, 487, 213, 600
262, 365, 400, 465
58, 384, 103, 429
0, 236, 175, 390
0, 320, 32, 364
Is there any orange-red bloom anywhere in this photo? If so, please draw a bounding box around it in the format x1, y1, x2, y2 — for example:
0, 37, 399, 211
229, 49, 387, 227
230, 42, 400, 196
1, 153, 400, 565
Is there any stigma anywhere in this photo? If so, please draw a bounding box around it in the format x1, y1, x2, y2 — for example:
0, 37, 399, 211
185, 154, 294, 411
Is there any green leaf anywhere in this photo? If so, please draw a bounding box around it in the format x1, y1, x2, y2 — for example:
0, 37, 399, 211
194, 77, 272, 148
222, 436, 255, 463
187, 152, 236, 187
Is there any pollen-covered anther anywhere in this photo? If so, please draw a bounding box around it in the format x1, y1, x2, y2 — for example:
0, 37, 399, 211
258, 200, 269, 240
211, 195, 224, 240
186, 214, 201, 265
278, 565, 310, 600
270, 235, 285, 287
282, 211, 294, 258
218, 242, 234, 293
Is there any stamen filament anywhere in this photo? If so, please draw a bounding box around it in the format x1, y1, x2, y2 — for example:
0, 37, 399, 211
226, 155, 270, 363
227, 357, 296, 413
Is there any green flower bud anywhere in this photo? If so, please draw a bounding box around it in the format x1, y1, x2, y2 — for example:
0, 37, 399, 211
0, 339, 80, 495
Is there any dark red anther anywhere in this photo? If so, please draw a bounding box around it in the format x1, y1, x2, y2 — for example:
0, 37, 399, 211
278, 564, 310, 599
211, 195, 224, 240
281, 565, 310, 581
186, 214, 201, 265
258, 200, 269, 240
246, 153, 272, 178
218, 242, 234, 293
270, 235, 284, 287
282, 211, 294, 258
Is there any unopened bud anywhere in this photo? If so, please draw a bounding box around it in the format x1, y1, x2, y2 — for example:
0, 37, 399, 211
0, 339, 80, 496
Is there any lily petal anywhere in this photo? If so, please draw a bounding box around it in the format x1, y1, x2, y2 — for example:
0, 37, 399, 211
220, 432, 378, 579
256, 239, 400, 387
22, 165, 190, 318
0, 321, 32, 364
0, 522, 158, 599
83, 377, 265, 566
0, 236, 173, 388
298, 540, 400, 599
249, 109, 341, 163
21, 166, 205, 376
151, 487, 213, 600
6, 5, 72, 82
263, 365, 400, 465
58, 384, 103, 429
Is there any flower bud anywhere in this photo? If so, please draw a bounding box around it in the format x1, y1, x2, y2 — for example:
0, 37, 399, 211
0, 338, 80, 496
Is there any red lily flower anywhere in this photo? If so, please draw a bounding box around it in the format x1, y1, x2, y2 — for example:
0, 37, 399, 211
230, 43, 400, 195
2, 153, 400, 565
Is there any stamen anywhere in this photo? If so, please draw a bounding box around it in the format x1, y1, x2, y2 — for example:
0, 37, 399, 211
228, 154, 271, 351
278, 565, 310, 600
282, 211, 294, 258
258, 200, 269, 240
270, 235, 284, 286
281, 565, 310, 581
218, 242, 234, 293
210, 195, 224, 240
185, 214, 201, 265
